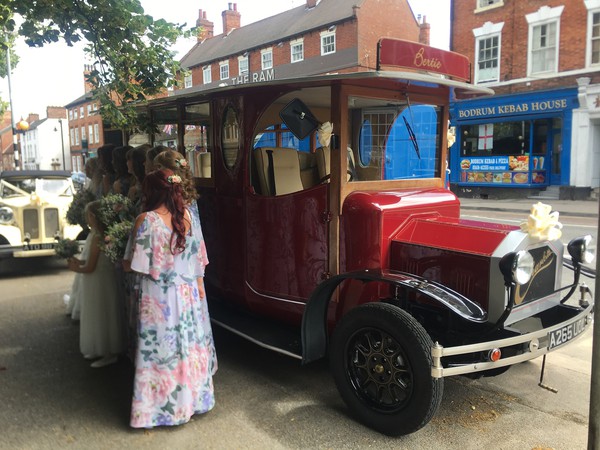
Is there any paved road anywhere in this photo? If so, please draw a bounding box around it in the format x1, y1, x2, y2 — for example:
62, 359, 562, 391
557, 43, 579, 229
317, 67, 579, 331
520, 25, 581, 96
0, 255, 593, 449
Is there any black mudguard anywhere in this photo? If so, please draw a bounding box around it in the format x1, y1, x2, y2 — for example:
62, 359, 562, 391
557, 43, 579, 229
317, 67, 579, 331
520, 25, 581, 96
301, 269, 487, 364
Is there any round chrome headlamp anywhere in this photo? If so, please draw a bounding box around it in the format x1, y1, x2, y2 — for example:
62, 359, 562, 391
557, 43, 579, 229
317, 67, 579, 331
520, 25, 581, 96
0, 206, 14, 224
568, 235, 595, 265
499, 250, 534, 286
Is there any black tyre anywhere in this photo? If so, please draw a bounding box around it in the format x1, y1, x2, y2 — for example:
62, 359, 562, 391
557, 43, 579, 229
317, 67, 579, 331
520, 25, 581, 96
330, 302, 443, 436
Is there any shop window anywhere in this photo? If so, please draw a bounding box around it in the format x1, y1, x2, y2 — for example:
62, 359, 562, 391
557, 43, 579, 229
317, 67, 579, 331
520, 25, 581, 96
461, 120, 530, 157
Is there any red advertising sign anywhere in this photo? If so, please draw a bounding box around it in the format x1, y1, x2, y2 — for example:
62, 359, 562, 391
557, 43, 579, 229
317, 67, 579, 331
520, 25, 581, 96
377, 38, 471, 82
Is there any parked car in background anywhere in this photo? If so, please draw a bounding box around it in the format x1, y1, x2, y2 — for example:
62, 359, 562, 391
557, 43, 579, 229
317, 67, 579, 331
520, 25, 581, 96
71, 172, 87, 192
0, 170, 83, 259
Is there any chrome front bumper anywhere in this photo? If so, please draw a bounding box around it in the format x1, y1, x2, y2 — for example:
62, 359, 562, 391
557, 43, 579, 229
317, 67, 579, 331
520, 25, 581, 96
431, 302, 594, 378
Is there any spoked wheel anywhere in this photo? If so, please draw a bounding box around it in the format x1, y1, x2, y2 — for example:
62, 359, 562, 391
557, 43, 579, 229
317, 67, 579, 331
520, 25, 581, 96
330, 302, 443, 436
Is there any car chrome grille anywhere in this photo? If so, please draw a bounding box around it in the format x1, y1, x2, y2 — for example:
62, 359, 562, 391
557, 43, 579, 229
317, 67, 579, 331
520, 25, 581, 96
23, 209, 40, 239
44, 208, 59, 238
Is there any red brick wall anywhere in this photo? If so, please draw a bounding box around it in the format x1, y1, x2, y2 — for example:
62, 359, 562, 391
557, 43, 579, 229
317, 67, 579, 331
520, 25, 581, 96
357, 0, 420, 70
67, 101, 104, 151
451, 0, 599, 92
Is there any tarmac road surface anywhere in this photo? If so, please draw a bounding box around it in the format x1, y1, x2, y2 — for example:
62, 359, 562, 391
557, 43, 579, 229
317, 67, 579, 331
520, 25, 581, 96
0, 247, 594, 449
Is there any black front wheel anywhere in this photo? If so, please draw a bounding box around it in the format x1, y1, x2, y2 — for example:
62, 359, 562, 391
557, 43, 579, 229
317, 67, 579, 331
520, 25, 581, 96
330, 302, 443, 436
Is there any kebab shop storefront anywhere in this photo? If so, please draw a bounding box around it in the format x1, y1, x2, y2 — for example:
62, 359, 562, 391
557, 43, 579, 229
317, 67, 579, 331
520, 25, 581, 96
449, 88, 578, 198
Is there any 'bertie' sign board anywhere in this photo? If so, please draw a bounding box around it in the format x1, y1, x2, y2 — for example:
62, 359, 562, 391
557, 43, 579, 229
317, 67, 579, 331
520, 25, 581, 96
377, 38, 471, 82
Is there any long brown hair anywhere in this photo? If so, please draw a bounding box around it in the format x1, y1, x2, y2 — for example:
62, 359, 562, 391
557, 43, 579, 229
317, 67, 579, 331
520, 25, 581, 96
142, 169, 188, 253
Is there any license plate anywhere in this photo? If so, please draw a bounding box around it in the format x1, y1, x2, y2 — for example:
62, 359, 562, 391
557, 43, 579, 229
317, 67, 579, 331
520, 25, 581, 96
23, 243, 55, 251
547, 317, 588, 350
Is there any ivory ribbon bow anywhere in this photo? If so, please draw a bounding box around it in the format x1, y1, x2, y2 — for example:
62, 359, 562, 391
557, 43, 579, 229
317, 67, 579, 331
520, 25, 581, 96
318, 122, 333, 148
520, 202, 563, 241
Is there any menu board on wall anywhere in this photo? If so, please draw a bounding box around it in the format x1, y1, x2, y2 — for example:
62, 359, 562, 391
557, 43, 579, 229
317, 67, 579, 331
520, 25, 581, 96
459, 155, 540, 185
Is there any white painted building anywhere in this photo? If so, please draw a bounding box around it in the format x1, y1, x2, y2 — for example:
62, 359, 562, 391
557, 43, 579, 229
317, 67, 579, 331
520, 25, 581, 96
19, 108, 70, 171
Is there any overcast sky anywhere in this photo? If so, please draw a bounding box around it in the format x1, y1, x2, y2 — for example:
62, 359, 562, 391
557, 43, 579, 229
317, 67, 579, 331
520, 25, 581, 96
1, 0, 450, 121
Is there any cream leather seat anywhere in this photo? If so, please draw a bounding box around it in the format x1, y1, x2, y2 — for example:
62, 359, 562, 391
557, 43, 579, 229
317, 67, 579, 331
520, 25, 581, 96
316, 146, 356, 182
254, 147, 304, 196
297, 151, 319, 189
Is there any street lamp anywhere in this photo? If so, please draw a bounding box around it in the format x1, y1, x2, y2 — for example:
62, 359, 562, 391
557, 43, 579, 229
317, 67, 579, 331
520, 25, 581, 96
3, 39, 19, 170
54, 118, 66, 170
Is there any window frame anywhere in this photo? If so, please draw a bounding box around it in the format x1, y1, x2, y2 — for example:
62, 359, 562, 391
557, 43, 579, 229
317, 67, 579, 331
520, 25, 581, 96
219, 61, 230, 80
184, 74, 193, 88
586, 1, 600, 67
238, 55, 249, 75
203, 65, 212, 85
475, 0, 503, 13
290, 38, 304, 63
526, 6, 564, 76
473, 22, 503, 84
320, 30, 336, 55
261, 48, 273, 70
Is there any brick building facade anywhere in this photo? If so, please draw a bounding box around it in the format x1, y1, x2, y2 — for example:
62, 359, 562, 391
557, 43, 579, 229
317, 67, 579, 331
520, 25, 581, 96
448, 0, 600, 199
179, 0, 428, 93
64, 65, 110, 172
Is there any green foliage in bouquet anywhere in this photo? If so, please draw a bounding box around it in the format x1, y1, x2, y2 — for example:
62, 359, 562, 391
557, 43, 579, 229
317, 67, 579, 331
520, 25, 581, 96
55, 238, 81, 259
98, 194, 136, 227
97, 194, 136, 263
102, 220, 134, 263
66, 189, 96, 229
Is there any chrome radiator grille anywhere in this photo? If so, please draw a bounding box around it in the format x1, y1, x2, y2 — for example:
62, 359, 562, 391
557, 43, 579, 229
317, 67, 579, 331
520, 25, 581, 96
23, 208, 60, 240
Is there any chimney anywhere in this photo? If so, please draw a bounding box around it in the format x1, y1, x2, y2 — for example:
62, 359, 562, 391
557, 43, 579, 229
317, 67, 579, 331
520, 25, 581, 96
197, 9, 214, 41
307, 0, 317, 8
419, 15, 430, 46
222, 3, 241, 35
83, 64, 95, 93
26, 113, 40, 124
46, 106, 67, 120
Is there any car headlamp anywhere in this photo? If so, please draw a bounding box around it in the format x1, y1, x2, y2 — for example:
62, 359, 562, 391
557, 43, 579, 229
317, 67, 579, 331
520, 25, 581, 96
567, 235, 594, 265
499, 250, 534, 286
0, 206, 14, 224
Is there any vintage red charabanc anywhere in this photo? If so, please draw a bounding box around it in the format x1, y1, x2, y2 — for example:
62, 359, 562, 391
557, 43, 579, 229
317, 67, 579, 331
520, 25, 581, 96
138, 39, 595, 435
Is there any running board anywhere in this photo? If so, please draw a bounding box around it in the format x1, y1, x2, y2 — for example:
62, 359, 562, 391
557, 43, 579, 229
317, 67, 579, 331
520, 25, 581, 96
208, 299, 303, 360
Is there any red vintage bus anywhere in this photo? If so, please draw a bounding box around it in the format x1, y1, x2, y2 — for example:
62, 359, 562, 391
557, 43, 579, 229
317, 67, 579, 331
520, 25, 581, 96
139, 39, 595, 435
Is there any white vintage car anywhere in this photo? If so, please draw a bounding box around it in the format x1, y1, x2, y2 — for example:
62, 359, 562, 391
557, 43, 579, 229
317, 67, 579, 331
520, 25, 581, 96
0, 170, 83, 259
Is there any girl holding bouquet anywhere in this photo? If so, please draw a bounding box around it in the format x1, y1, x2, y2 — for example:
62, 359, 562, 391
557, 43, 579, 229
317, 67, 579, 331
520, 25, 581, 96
67, 200, 125, 368
125, 169, 216, 428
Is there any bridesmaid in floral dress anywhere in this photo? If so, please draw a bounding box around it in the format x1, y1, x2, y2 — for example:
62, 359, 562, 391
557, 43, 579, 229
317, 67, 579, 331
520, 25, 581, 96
127, 168, 216, 428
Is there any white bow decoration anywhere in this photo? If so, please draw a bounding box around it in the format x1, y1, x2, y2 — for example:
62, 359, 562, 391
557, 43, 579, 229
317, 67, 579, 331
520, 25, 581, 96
520, 202, 563, 241
318, 122, 333, 148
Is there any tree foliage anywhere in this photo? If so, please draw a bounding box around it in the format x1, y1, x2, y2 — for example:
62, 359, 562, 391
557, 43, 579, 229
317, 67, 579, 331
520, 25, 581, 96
0, 0, 193, 132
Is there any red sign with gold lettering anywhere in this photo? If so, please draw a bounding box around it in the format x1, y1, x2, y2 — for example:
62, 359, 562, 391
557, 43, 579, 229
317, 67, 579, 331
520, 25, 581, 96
377, 38, 471, 82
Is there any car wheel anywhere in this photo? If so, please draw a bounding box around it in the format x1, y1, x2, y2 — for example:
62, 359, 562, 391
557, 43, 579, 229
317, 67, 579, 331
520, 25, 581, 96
330, 302, 443, 436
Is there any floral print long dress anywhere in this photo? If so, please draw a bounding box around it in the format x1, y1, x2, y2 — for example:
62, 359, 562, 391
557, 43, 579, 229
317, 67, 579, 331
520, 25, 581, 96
130, 209, 217, 428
